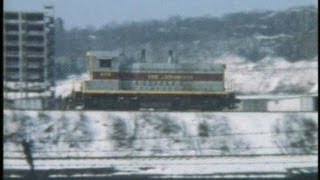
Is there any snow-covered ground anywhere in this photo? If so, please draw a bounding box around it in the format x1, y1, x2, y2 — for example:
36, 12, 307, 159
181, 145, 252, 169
4, 111, 317, 158
4, 155, 317, 178
3, 111, 318, 176
54, 73, 89, 98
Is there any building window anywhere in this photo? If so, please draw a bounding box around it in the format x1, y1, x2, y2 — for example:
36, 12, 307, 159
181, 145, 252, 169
99, 59, 112, 68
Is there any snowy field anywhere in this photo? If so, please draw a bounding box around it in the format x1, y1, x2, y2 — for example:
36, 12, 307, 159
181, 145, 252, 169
4, 155, 317, 178
4, 111, 317, 158
4, 111, 318, 177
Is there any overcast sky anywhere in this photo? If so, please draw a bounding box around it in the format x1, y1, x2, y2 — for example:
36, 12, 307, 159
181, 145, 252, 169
4, 0, 317, 29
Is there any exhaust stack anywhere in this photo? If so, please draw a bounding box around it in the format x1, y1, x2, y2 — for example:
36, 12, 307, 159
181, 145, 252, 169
167, 50, 173, 64
141, 49, 146, 62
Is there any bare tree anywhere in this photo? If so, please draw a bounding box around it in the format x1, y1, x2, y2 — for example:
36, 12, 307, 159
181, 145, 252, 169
197, 114, 250, 155
272, 114, 318, 154
110, 115, 135, 149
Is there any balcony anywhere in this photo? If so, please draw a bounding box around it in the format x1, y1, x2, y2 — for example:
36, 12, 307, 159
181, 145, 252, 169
24, 47, 44, 52
27, 57, 44, 62
5, 24, 19, 31
5, 72, 19, 80
27, 63, 43, 69
5, 63, 20, 69
23, 33, 44, 39
5, 41, 19, 46
22, 21, 44, 26
23, 30, 45, 36
24, 35, 44, 39
27, 77, 44, 82
5, 77, 20, 82
6, 51, 19, 57
24, 32, 44, 38
4, 12, 19, 20
23, 41, 44, 47
23, 24, 44, 29
6, 34, 19, 41
5, 20, 19, 24
25, 52, 44, 58
22, 13, 44, 21
6, 57, 19, 61
5, 31, 19, 35
4, 85, 47, 93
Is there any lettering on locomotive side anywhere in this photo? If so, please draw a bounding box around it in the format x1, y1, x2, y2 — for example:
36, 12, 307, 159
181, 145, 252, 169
147, 74, 194, 80
147, 74, 159, 80
92, 72, 115, 79
92, 71, 223, 81
99, 72, 112, 77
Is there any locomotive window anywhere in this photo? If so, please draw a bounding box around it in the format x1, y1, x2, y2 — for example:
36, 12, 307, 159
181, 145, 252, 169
99, 59, 112, 68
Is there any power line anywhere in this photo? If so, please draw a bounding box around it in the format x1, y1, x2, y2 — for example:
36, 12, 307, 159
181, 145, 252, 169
4, 128, 317, 143
225, 66, 318, 71
4, 145, 318, 154
3, 156, 317, 167
4, 152, 318, 160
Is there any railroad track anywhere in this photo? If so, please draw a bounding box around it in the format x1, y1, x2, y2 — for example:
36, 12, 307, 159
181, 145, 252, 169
4, 154, 317, 179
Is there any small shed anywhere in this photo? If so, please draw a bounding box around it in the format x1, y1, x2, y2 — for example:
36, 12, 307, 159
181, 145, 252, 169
12, 97, 44, 110
237, 94, 318, 112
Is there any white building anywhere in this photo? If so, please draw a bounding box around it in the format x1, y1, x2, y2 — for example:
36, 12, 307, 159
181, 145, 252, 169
237, 94, 318, 112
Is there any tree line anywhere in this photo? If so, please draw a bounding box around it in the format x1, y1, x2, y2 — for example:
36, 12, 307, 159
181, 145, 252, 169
54, 5, 317, 80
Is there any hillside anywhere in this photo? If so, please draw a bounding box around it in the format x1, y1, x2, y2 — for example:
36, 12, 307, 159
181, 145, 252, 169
4, 111, 318, 157
54, 6, 318, 79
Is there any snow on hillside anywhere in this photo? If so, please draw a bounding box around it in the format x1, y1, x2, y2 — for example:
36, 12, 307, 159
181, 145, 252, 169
254, 34, 293, 40
54, 55, 318, 98
3, 111, 318, 159
55, 73, 89, 98
214, 55, 318, 95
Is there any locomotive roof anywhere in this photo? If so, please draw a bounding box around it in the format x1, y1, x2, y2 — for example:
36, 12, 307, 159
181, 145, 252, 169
86, 51, 121, 58
86, 51, 226, 69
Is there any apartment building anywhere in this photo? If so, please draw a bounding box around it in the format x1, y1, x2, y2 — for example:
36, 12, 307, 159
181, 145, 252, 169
3, 9, 55, 109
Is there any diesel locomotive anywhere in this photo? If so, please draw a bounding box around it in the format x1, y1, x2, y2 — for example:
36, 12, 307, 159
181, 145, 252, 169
69, 50, 239, 111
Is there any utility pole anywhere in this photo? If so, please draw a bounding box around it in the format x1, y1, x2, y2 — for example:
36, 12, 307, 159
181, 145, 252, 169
22, 17, 29, 102
44, 4, 55, 109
